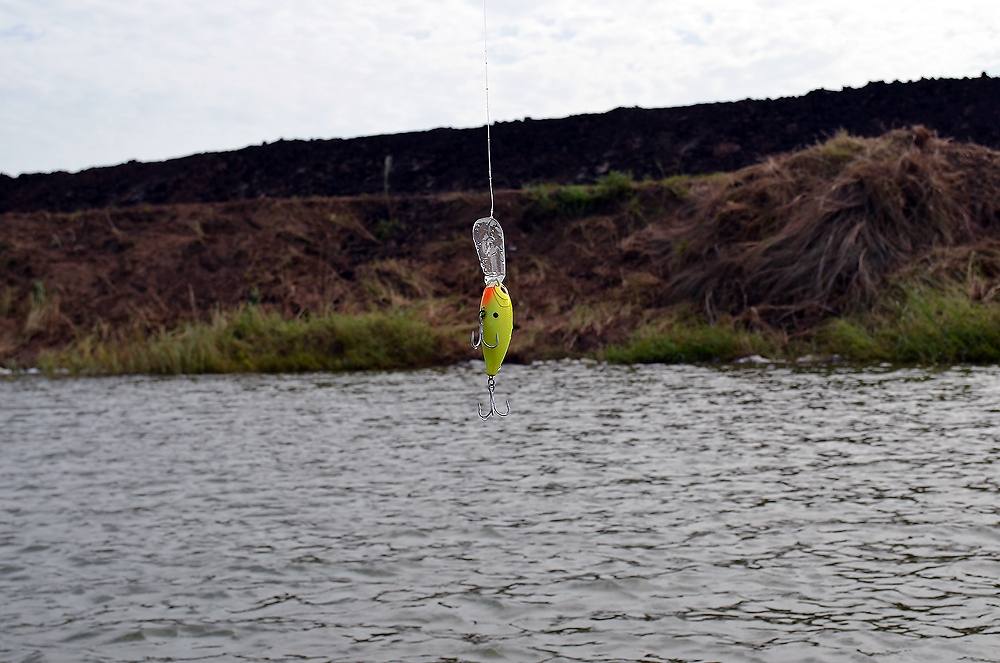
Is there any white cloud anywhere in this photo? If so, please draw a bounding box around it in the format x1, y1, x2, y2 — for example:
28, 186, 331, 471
1, 0, 998, 174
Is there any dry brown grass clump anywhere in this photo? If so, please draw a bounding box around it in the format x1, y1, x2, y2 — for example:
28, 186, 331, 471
661, 127, 1000, 325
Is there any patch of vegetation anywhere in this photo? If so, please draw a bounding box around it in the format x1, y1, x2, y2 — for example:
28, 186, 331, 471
604, 315, 777, 364
30, 287, 1000, 373
816, 287, 1000, 363
23, 281, 62, 338
810, 130, 868, 165
328, 212, 376, 241
31, 280, 46, 304
606, 288, 1000, 366
358, 259, 435, 306
0, 286, 14, 317
657, 172, 728, 200
525, 171, 635, 221
42, 306, 450, 375
373, 217, 403, 241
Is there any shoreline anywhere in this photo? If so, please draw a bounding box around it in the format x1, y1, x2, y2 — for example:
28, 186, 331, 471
16, 284, 1000, 376
4, 128, 1000, 372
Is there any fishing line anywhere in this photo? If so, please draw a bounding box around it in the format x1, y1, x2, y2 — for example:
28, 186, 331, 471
482, 0, 494, 219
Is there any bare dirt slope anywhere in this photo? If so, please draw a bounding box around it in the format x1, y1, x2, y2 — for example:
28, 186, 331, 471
0, 187, 666, 363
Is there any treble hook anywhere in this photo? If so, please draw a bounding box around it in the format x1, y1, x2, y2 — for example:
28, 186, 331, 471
470, 309, 499, 349
478, 375, 510, 420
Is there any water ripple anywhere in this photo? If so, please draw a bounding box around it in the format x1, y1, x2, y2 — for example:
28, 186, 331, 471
1, 362, 999, 662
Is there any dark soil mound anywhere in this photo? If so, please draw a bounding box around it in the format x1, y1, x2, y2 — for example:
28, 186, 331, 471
2, 75, 999, 213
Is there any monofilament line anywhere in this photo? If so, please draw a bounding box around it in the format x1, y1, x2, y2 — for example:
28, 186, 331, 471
482, 0, 494, 220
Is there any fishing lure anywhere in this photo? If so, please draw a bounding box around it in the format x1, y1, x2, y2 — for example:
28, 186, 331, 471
471, 216, 512, 419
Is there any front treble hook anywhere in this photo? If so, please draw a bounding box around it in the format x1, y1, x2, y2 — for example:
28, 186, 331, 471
470, 309, 498, 349
478, 375, 510, 420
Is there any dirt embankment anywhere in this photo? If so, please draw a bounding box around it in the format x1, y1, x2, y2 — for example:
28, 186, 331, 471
3, 127, 1000, 367
0, 185, 654, 364
2, 76, 999, 214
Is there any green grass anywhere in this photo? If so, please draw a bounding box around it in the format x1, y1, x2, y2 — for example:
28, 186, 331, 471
373, 217, 403, 241
35, 288, 1000, 374
0, 286, 14, 317
604, 318, 777, 364
606, 288, 1000, 366
657, 172, 728, 199
41, 306, 449, 375
525, 171, 634, 219
816, 287, 1000, 363
812, 131, 868, 164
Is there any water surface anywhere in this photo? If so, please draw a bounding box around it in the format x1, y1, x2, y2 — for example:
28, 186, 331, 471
2, 362, 999, 662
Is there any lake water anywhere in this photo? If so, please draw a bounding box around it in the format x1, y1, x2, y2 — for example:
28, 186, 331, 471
2, 361, 999, 662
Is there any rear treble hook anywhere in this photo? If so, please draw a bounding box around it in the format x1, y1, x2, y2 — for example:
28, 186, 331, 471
478, 375, 510, 420
470, 309, 498, 349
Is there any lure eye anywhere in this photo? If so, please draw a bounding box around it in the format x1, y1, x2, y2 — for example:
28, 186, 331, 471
492, 312, 499, 318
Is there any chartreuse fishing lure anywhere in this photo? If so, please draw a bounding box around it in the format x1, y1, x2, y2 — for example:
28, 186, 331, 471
471, 217, 512, 419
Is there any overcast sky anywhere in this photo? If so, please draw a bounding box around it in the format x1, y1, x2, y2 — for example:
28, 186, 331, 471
2, 0, 998, 175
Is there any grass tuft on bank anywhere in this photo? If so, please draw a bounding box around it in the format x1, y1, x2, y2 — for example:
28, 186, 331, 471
525, 171, 634, 220
816, 287, 1000, 363
605, 288, 1000, 365
42, 307, 451, 375
604, 317, 776, 364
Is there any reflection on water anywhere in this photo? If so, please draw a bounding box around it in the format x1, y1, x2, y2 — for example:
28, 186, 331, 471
1, 361, 999, 662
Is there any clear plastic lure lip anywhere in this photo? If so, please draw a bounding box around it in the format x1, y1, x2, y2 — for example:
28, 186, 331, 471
473, 216, 506, 285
